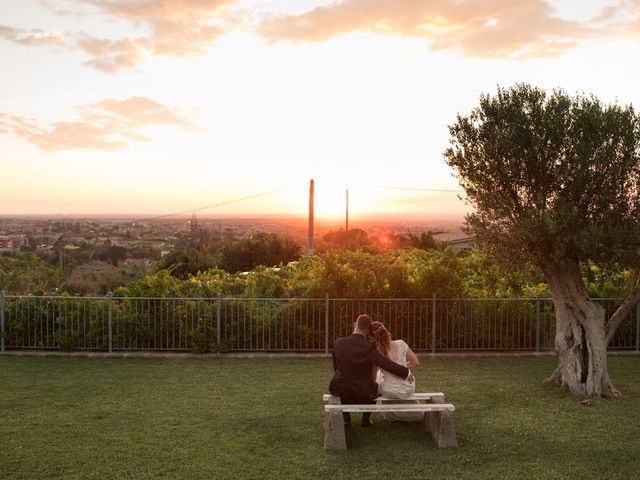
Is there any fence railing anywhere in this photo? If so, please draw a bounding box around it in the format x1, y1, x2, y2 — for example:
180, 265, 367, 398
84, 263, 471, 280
0, 291, 639, 353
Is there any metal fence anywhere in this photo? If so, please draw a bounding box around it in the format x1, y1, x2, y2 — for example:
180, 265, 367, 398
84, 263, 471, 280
1, 291, 639, 353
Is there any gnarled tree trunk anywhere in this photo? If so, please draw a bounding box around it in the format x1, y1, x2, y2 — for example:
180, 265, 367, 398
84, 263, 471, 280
544, 266, 621, 397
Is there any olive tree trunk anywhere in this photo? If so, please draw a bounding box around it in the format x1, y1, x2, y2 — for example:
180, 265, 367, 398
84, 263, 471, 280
543, 267, 621, 397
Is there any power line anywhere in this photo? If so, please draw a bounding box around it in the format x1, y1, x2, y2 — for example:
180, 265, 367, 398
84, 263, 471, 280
367, 185, 463, 193
134, 181, 462, 223
284, 181, 463, 194
136, 186, 293, 222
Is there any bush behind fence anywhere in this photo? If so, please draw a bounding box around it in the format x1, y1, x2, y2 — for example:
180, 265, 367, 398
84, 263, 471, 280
1, 293, 638, 353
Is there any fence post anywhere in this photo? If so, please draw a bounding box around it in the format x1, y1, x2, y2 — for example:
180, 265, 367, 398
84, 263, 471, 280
216, 292, 222, 345
636, 303, 639, 352
535, 296, 541, 352
1, 290, 5, 353
325, 293, 330, 355
431, 293, 436, 354
107, 291, 113, 353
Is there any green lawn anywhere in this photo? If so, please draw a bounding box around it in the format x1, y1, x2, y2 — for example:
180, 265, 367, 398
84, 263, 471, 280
1, 355, 639, 479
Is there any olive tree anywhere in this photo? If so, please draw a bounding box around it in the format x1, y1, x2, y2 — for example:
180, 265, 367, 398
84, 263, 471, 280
444, 84, 640, 397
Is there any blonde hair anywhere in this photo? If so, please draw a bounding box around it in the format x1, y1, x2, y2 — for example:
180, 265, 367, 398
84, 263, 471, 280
370, 321, 392, 357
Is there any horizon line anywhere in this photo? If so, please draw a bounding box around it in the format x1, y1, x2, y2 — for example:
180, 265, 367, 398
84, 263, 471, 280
0, 211, 469, 220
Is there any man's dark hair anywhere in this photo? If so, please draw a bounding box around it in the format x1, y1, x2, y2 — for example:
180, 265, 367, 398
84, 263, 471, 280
356, 314, 372, 330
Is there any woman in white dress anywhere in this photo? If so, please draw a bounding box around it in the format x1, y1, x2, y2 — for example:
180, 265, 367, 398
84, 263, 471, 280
369, 321, 424, 422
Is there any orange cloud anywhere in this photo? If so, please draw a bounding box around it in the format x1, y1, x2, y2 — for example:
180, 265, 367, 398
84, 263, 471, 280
8, 0, 639, 71
0, 24, 65, 46
0, 96, 198, 151
71, 0, 233, 70
77, 35, 146, 72
620, 0, 640, 34
257, 0, 611, 58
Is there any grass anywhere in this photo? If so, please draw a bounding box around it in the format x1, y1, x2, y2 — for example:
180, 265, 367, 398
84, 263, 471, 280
1, 355, 639, 479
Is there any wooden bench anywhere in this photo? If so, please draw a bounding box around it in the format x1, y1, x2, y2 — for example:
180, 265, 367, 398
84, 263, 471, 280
323, 393, 457, 450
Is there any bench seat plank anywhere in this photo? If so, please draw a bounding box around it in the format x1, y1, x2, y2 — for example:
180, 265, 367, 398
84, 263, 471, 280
322, 392, 443, 402
324, 403, 455, 413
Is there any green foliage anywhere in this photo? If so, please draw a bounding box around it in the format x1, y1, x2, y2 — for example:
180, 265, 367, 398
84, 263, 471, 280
5, 296, 108, 349
64, 264, 143, 295
97, 245, 128, 266
109, 249, 639, 301
285, 251, 405, 298
55, 330, 79, 352
218, 233, 302, 273
445, 84, 640, 273
317, 228, 373, 252
155, 247, 221, 280
156, 233, 302, 278
115, 268, 244, 298
581, 261, 636, 298
279, 249, 464, 298
0, 252, 60, 294
242, 266, 287, 298
6, 249, 637, 352
399, 248, 463, 298
185, 269, 245, 297
5, 245, 637, 303
186, 317, 215, 353
458, 250, 547, 298
397, 231, 440, 250
114, 269, 187, 297
131, 243, 469, 300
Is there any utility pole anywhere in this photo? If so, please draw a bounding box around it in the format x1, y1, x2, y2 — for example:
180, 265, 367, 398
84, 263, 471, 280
308, 179, 314, 256
345, 189, 349, 249
56, 234, 64, 277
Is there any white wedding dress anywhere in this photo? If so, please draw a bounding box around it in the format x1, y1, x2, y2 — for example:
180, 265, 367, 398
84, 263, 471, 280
376, 339, 424, 422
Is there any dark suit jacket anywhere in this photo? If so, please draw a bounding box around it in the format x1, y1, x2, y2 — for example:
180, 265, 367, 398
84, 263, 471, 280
329, 333, 410, 403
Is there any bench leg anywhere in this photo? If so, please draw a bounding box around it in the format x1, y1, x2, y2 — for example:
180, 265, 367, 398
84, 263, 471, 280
324, 396, 346, 450
422, 393, 443, 434
423, 410, 432, 434
423, 394, 457, 448
427, 411, 458, 448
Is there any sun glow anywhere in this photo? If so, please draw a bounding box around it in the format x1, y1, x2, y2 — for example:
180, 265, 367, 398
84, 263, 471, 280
229, 182, 465, 218
279, 180, 406, 219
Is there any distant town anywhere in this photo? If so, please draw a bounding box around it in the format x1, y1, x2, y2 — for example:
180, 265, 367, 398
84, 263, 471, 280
0, 213, 468, 257
0, 213, 471, 295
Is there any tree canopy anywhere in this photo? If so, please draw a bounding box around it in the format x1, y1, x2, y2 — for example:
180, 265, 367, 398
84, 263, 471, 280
445, 84, 640, 272
444, 84, 640, 396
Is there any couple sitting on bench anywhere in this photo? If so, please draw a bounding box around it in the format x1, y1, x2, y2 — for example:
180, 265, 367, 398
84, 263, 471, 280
329, 314, 424, 427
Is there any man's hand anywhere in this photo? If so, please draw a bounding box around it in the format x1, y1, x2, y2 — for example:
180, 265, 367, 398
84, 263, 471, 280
407, 373, 415, 384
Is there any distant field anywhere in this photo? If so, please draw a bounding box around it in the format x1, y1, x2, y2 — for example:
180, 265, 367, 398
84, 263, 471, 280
1, 356, 639, 479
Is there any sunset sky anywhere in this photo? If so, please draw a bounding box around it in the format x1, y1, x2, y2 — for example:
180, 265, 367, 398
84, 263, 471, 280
1, 0, 639, 218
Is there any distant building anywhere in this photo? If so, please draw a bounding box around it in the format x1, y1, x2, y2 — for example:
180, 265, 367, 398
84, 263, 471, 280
432, 232, 476, 252
0, 238, 16, 251
0, 236, 27, 251
447, 236, 475, 252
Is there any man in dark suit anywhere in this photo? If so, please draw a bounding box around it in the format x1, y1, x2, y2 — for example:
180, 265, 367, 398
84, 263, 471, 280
329, 314, 414, 427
